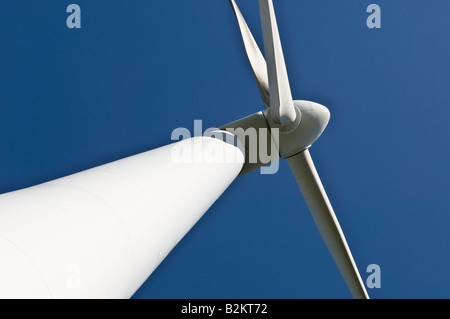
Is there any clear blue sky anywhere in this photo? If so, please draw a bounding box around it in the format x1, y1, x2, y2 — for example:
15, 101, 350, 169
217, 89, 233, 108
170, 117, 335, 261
1, 0, 450, 299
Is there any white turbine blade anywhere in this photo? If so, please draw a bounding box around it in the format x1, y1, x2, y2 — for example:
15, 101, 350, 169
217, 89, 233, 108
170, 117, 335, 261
287, 150, 369, 299
229, 0, 270, 108
258, 0, 296, 125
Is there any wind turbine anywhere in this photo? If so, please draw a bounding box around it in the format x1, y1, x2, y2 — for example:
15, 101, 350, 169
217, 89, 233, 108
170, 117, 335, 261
0, 0, 368, 299
222, 0, 369, 299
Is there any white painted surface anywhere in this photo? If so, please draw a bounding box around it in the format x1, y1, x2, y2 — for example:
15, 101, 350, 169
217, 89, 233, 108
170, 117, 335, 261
0, 136, 244, 299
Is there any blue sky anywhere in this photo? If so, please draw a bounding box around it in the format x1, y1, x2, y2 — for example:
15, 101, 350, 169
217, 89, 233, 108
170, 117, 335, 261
1, 0, 450, 299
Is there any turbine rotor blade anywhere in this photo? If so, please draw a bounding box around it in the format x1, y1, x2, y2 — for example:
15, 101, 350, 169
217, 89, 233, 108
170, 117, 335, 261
229, 0, 270, 108
287, 150, 369, 299
258, 0, 296, 125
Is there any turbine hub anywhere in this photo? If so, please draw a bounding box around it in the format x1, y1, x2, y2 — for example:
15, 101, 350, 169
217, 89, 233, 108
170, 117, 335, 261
264, 100, 330, 159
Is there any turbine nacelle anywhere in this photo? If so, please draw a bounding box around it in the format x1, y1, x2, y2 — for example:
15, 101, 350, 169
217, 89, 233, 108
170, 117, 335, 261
264, 100, 330, 159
